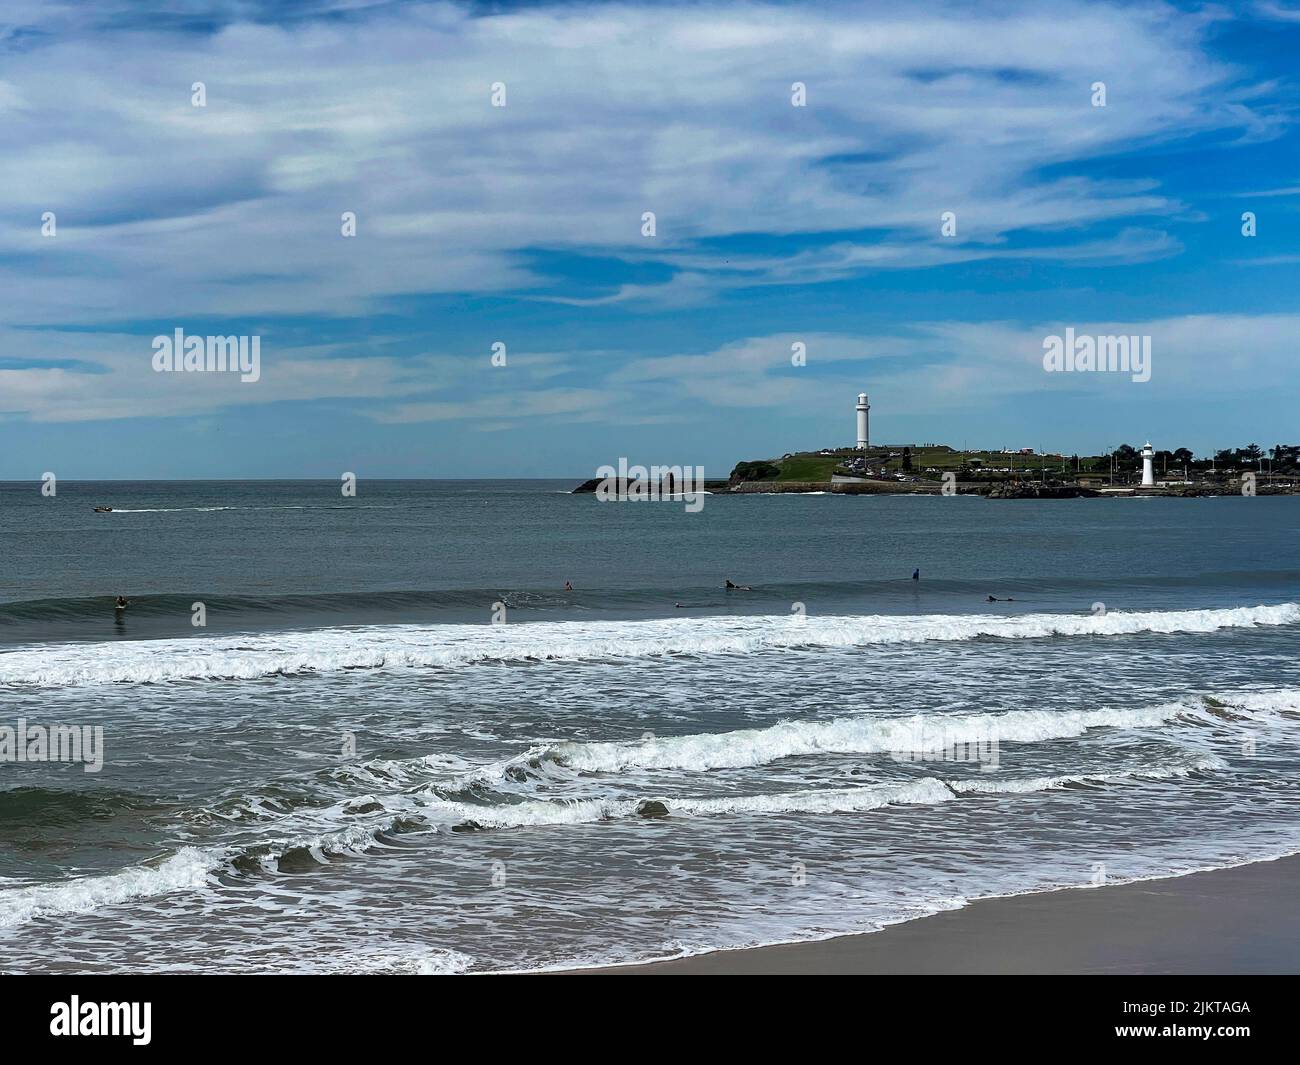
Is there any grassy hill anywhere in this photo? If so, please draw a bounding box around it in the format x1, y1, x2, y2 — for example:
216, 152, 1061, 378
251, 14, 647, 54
771, 453, 842, 480
732, 445, 1094, 483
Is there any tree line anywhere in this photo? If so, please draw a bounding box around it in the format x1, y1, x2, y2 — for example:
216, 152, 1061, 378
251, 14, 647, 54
1098, 444, 1299, 474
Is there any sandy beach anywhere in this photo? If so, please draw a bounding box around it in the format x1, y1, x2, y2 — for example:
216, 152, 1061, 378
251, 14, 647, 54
575, 855, 1300, 975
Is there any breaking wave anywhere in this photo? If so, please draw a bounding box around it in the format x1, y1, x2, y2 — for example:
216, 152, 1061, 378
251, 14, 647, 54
529, 704, 1193, 775
0, 752, 1230, 931
0, 687, 1288, 931
0, 848, 214, 930
2, 603, 1296, 687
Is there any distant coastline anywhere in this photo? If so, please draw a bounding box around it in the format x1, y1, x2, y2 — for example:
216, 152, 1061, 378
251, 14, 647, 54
574, 479, 1296, 497
575, 441, 1298, 497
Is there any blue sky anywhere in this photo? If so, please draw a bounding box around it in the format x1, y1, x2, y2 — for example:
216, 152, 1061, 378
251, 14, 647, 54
0, 0, 1297, 477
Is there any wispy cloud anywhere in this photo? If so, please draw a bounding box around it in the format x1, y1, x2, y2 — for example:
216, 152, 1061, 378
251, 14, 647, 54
0, 0, 1294, 474
0, 0, 1261, 328
10, 312, 1295, 426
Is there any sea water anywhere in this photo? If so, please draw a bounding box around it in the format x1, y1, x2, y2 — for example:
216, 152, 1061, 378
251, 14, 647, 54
1, 480, 1297, 972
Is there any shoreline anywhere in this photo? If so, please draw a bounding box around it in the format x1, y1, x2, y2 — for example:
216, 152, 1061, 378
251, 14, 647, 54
565, 853, 1300, 974
572, 478, 1298, 497
718, 481, 1294, 497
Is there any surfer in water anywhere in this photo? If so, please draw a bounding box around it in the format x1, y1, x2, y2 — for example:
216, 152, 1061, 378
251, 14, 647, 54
912, 568, 920, 581
114, 595, 129, 612
564, 581, 573, 592
986, 595, 1017, 602
725, 580, 751, 591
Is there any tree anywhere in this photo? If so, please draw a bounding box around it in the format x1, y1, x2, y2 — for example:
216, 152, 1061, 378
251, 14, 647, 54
729, 460, 779, 482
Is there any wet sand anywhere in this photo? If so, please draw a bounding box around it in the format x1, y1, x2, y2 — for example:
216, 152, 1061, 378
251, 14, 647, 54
573, 854, 1300, 974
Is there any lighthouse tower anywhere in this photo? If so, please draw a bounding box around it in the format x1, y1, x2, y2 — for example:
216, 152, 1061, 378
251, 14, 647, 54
855, 393, 870, 449
1140, 441, 1155, 487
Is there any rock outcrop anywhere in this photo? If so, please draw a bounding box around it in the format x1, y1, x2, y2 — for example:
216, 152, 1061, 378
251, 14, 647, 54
985, 482, 1098, 499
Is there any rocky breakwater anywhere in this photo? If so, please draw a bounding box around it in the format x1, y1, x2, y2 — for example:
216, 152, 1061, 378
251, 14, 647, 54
985, 482, 1099, 499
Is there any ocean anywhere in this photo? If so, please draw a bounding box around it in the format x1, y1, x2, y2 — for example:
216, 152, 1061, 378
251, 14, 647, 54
1, 479, 1298, 974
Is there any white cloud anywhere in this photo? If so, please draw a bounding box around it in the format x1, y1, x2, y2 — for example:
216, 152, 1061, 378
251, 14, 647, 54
0, 0, 1263, 329
604, 314, 1300, 420
2, 312, 1295, 426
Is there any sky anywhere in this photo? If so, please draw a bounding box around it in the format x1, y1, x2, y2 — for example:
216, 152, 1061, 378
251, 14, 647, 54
0, 0, 1297, 478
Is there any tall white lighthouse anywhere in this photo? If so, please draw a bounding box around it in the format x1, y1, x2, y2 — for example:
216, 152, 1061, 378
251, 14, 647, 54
855, 393, 870, 450
1140, 441, 1155, 487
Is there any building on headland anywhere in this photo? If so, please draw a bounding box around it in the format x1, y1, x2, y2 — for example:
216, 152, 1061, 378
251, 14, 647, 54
855, 392, 870, 449
1140, 441, 1156, 487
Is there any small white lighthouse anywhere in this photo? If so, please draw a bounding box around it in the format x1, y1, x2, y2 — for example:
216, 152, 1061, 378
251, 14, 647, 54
1140, 441, 1155, 487
855, 393, 870, 450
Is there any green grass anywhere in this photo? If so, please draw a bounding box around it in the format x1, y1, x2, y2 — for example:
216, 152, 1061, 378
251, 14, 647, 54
775, 454, 841, 481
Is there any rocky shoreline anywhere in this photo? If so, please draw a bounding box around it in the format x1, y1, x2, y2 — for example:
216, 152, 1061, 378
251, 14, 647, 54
574, 477, 1295, 498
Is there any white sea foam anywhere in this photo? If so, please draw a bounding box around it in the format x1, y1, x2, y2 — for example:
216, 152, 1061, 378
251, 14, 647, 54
264, 755, 1229, 837
535, 704, 1193, 775
410, 777, 957, 829
2, 603, 1295, 687
949, 755, 1227, 795
0, 822, 406, 930
0, 785, 953, 930
0, 749, 1233, 931
0, 848, 215, 930
1207, 688, 1300, 718
323, 947, 475, 975
670, 779, 954, 816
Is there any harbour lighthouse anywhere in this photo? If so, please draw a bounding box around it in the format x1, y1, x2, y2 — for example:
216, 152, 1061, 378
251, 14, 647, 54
1140, 441, 1155, 487
855, 393, 870, 449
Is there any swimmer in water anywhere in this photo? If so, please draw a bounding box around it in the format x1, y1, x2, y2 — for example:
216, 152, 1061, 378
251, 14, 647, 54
564, 581, 572, 592
912, 569, 920, 581
114, 595, 129, 611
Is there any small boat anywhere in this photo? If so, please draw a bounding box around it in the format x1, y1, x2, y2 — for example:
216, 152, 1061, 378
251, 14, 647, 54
94, 506, 113, 513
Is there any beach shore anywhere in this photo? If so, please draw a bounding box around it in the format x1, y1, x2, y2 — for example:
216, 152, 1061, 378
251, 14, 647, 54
572, 854, 1300, 974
